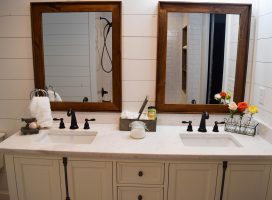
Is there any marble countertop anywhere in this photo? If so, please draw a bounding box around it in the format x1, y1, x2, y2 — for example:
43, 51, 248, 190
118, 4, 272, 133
0, 124, 272, 161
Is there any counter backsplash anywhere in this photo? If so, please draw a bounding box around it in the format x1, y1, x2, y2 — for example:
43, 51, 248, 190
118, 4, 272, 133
52, 111, 227, 126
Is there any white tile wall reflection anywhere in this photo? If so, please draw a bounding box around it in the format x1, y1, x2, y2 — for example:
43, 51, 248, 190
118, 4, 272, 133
251, 0, 272, 126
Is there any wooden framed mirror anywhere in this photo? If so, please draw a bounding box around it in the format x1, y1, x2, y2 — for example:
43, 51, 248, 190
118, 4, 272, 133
156, 2, 251, 113
31, 2, 121, 112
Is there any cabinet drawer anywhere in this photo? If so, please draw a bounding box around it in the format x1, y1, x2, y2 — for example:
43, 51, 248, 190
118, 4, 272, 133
118, 187, 163, 200
117, 162, 164, 184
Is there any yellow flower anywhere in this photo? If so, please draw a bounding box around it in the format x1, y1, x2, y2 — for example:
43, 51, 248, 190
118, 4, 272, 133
226, 92, 231, 100
248, 105, 258, 114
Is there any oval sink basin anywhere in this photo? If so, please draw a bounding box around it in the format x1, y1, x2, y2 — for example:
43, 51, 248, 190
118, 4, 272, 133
37, 130, 97, 144
180, 133, 242, 147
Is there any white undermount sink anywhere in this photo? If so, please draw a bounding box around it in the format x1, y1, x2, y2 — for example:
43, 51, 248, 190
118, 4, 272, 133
180, 133, 242, 147
36, 129, 97, 144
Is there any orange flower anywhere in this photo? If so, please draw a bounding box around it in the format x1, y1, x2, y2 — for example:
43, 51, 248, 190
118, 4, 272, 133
237, 102, 248, 112
220, 92, 227, 98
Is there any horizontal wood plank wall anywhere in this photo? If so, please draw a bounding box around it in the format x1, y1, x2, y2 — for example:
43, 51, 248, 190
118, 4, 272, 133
0, 12, 33, 136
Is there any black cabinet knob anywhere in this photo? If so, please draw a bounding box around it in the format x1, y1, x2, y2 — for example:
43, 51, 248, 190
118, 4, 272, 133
138, 171, 143, 177
138, 195, 143, 200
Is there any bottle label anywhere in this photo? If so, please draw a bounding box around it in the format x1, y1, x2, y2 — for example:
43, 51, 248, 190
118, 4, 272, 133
148, 109, 156, 120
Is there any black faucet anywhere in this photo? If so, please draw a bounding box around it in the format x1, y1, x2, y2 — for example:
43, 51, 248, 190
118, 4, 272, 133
67, 109, 79, 129
198, 112, 209, 132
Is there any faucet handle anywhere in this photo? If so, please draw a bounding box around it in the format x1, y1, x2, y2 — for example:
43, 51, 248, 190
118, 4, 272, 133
53, 118, 65, 129
182, 121, 193, 132
84, 118, 96, 129
212, 121, 225, 132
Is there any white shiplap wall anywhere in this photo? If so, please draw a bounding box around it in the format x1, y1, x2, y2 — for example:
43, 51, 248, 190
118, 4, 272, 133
0, 0, 259, 199
0, 0, 258, 134
251, 0, 272, 127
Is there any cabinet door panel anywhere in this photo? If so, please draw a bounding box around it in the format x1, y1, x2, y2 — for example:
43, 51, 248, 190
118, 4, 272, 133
267, 167, 272, 200
61, 160, 112, 200
223, 164, 270, 200
14, 158, 61, 200
168, 163, 218, 200
118, 187, 163, 200
117, 162, 164, 185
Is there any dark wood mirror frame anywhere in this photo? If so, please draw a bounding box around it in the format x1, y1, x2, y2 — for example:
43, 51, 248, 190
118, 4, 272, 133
31, 1, 121, 112
156, 2, 251, 113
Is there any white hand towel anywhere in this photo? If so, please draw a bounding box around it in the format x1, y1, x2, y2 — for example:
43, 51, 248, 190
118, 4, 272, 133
121, 110, 139, 119
48, 90, 62, 102
29, 97, 53, 128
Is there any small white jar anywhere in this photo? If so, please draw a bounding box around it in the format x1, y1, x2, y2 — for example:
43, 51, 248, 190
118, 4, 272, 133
129, 121, 147, 139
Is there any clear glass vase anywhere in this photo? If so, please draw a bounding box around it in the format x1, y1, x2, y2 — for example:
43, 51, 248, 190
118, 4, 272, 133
243, 117, 259, 136
224, 116, 237, 133
225, 115, 258, 136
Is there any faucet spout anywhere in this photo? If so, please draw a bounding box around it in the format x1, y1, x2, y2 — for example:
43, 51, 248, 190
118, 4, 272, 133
198, 112, 209, 132
67, 109, 79, 129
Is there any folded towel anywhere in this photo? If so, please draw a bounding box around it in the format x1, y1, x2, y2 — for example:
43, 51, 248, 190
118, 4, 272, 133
48, 89, 62, 102
29, 97, 53, 128
121, 110, 139, 119
121, 110, 148, 120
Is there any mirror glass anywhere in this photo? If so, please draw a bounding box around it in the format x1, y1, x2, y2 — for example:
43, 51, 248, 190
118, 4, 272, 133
165, 12, 239, 104
42, 12, 113, 103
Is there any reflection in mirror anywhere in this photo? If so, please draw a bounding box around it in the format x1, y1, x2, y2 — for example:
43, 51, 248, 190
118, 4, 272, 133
42, 12, 112, 102
165, 12, 240, 105
31, 2, 121, 111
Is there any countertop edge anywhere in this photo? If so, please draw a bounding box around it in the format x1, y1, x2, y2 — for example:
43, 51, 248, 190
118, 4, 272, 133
2, 148, 272, 162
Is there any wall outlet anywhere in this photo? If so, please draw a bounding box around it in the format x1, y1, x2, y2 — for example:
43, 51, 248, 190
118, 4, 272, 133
258, 87, 265, 105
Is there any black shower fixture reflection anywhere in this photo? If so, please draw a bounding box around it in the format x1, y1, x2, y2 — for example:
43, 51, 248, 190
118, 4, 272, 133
100, 17, 112, 73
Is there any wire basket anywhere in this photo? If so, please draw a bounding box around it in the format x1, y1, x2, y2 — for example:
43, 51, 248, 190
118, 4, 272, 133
224, 117, 258, 136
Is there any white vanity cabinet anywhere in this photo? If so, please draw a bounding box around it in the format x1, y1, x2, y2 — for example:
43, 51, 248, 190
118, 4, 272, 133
222, 164, 271, 200
13, 157, 62, 200
61, 159, 112, 200
168, 162, 272, 200
6, 156, 113, 200
5, 155, 272, 200
168, 163, 218, 200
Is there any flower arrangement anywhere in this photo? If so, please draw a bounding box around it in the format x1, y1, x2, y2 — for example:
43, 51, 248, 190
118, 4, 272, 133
214, 91, 231, 104
215, 91, 259, 136
226, 101, 258, 118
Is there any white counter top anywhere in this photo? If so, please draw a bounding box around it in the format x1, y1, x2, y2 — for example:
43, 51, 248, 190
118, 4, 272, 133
0, 124, 272, 161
